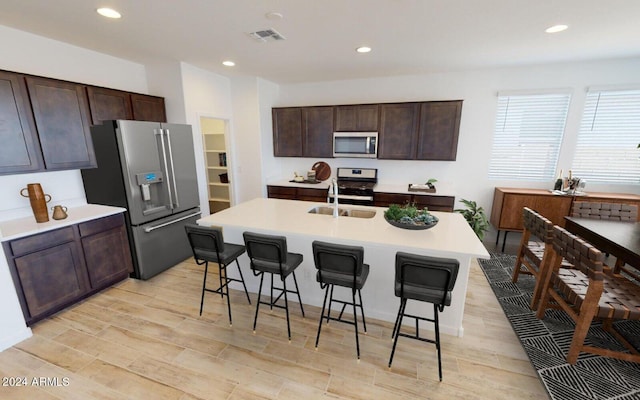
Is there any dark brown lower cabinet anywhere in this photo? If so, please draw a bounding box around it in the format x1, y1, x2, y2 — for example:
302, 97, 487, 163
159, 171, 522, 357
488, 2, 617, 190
3, 213, 132, 325
374, 192, 455, 212
267, 185, 328, 202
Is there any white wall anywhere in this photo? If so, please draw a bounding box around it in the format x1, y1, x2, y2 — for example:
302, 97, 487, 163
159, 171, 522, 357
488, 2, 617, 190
179, 62, 234, 216
260, 57, 640, 214
0, 25, 151, 351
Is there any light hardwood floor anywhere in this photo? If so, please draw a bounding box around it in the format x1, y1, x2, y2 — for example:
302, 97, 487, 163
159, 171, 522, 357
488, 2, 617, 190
0, 253, 548, 399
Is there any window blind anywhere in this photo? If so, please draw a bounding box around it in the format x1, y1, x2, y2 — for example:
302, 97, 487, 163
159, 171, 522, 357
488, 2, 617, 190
571, 89, 640, 184
488, 92, 570, 180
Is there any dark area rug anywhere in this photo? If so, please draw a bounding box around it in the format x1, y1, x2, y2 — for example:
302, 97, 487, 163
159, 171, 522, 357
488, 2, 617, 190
478, 252, 640, 400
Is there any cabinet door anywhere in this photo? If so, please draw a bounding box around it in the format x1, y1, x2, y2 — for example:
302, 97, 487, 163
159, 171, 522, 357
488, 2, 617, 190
130, 93, 167, 122
297, 187, 329, 202
417, 101, 462, 161
267, 185, 297, 199
335, 105, 379, 131
303, 106, 334, 157
87, 86, 133, 125
272, 108, 303, 157
0, 71, 44, 174
378, 103, 420, 159
25, 76, 96, 170
14, 240, 89, 321
80, 214, 133, 289
374, 192, 412, 207
411, 195, 455, 212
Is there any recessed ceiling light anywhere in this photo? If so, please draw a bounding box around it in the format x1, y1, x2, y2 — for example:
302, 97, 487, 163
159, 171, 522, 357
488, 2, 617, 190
265, 12, 283, 20
222, 61, 235, 67
356, 46, 372, 53
545, 24, 568, 33
97, 8, 121, 19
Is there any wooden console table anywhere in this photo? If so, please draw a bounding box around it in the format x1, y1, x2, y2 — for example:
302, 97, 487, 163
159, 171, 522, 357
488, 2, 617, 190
490, 187, 640, 251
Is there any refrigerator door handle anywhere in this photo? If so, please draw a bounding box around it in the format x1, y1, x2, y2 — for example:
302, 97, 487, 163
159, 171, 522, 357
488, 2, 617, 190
164, 129, 180, 209
143, 211, 202, 233
156, 129, 175, 210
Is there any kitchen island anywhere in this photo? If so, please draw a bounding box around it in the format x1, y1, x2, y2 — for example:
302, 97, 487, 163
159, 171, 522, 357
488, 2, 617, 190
197, 198, 489, 336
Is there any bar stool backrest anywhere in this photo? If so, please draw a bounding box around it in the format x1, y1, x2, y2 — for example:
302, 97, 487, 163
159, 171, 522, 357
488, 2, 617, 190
185, 224, 225, 261
312, 241, 364, 287
243, 232, 287, 271
395, 252, 459, 309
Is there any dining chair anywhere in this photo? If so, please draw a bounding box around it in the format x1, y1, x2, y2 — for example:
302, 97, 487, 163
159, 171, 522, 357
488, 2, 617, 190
388, 252, 459, 381
536, 225, 640, 364
570, 201, 639, 277
242, 231, 305, 340
312, 240, 369, 359
184, 224, 251, 326
511, 207, 554, 310
570, 201, 638, 221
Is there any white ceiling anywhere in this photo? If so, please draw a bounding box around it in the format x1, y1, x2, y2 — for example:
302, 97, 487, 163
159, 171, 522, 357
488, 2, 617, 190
2, 0, 640, 84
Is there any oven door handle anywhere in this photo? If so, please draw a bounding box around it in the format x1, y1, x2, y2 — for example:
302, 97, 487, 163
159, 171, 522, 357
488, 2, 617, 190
336, 194, 374, 201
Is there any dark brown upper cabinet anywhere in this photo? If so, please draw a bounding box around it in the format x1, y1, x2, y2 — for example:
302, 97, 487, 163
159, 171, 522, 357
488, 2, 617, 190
86, 86, 133, 125
0, 71, 44, 174
303, 106, 334, 157
378, 103, 420, 159
272, 107, 303, 156
334, 104, 379, 131
416, 101, 462, 161
25, 76, 97, 170
131, 93, 167, 122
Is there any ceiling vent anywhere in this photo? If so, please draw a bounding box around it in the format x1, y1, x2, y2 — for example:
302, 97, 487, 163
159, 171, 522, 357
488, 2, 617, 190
248, 28, 286, 42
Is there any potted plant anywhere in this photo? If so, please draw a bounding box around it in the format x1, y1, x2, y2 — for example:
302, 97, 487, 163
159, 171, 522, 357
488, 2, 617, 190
455, 199, 489, 240
384, 203, 439, 230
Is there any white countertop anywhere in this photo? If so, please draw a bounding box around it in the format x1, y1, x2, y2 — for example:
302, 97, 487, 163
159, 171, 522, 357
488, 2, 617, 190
0, 204, 127, 242
198, 198, 488, 259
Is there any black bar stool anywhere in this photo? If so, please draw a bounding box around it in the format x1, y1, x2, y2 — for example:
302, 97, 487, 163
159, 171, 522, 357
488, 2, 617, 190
242, 231, 305, 340
184, 224, 251, 326
312, 240, 369, 359
388, 252, 459, 381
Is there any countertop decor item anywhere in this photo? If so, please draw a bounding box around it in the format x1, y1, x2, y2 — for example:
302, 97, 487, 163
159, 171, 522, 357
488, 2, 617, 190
20, 183, 51, 223
311, 161, 331, 181
51, 205, 68, 220
383, 203, 438, 230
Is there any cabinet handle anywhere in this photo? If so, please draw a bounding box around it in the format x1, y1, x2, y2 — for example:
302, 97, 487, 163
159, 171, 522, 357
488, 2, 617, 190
143, 211, 202, 233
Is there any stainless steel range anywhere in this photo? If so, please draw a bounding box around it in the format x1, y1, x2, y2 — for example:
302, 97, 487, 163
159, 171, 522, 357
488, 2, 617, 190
330, 167, 377, 205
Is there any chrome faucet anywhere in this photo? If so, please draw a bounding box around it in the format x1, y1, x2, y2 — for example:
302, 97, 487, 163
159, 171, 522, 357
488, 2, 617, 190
332, 178, 339, 218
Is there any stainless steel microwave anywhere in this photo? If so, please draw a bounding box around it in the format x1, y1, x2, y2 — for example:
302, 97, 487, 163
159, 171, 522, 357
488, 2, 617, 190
333, 132, 378, 158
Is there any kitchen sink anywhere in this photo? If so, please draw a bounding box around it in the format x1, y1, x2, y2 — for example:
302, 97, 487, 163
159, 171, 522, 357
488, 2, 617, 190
308, 206, 376, 219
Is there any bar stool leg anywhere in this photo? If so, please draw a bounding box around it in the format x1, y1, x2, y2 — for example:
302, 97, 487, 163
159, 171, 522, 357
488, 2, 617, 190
434, 304, 442, 381
357, 289, 367, 333
326, 285, 335, 323
352, 288, 360, 360
315, 285, 330, 349
218, 264, 225, 299
253, 272, 265, 332
199, 262, 209, 316
235, 259, 251, 305
388, 298, 407, 367
391, 300, 403, 339
269, 273, 274, 311
282, 276, 291, 340
222, 264, 232, 326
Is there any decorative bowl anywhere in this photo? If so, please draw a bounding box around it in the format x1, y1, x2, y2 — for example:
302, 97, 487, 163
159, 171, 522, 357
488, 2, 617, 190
384, 215, 438, 230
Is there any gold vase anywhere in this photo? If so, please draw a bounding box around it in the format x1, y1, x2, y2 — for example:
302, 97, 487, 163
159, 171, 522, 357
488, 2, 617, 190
20, 183, 52, 223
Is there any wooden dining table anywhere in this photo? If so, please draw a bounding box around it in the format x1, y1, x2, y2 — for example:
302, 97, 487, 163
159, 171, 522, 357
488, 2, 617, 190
564, 216, 640, 269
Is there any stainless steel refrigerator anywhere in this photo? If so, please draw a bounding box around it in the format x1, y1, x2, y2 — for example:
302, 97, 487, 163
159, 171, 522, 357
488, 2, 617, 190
81, 120, 201, 280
